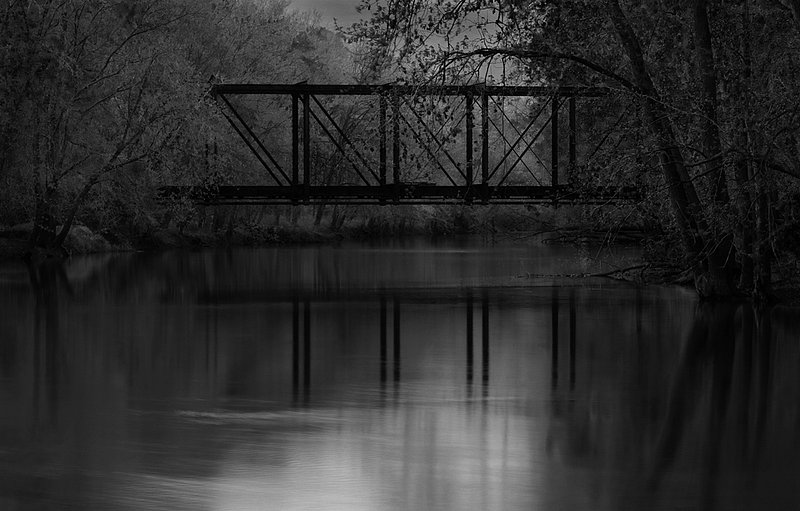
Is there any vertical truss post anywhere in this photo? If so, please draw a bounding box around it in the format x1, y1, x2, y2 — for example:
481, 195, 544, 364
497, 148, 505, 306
391, 92, 401, 202
569, 96, 577, 173
379, 94, 387, 186
481, 92, 489, 203
551, 94, 559, 188
303, 94, 311, 198
481, 93, 489, 177
292, 94, 299, 193
465, 92, 474, 191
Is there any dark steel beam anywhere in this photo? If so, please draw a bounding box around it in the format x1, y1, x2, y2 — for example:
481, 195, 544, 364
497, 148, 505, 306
303, 94, 310, 191
400, 96, 466, 181
159, 184, 640, 205
211, 83, 608, 97
391, 94, 400, 199
551, 96, 559, 188
569, 96, 577, 170
379, 95, 387, 186
488, 115, 543, 187
487, 96, 553, 182
495, 104, 564, 188
395, 104, 459, 187
218, 110, 284, 186
219, 94, 290, 184
466, 92, 474, 187
481, 93, 489, 186
311, 95, 380, 183
292, 94, 299, 187
307, 103, 373, 186
488, 96, 542, 183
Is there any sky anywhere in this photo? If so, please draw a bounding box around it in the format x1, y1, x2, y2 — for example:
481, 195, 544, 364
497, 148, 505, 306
289, 0, 365, 28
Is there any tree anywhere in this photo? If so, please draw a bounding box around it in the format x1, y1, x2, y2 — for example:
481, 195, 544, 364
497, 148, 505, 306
345, 0, 800, 300
0, 0, 356, 257
0, 0, 207, 259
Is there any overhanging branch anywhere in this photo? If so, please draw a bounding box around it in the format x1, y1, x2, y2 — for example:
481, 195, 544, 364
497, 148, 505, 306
447, 48, 638, 92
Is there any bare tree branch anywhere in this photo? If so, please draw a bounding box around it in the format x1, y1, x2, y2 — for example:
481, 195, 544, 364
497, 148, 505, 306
446, 48, 638, 91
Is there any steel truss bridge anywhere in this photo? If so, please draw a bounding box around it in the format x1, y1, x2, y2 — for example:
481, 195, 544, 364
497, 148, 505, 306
162, 83, 640, 206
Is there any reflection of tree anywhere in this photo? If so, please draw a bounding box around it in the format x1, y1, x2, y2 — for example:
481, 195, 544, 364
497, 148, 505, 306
0, 260, 73, 505
27, 259, 72, 428
646, 303, 774, 510
542, 297, 796, 511
2, 256, 228, 508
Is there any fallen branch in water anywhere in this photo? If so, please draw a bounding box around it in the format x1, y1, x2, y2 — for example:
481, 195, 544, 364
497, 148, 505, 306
540, 229, 648, 245
591, 263, 652, 279
516, 263, 673, 281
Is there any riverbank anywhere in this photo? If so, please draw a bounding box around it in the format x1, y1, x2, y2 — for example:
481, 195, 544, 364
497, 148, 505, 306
0, 223, 340, 262
0, 220, 692, 296
4, 218, 796, 303
0, 203, 646, 261
0, 219, 650, 262
4, 222, 799, 305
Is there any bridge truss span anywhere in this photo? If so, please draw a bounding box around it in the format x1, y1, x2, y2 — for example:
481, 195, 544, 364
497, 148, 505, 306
166, 83, 640, 206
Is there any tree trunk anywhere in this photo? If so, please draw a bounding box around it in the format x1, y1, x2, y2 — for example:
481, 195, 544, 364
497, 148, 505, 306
30, 191, 58, 249
691, 0, 736, 293
734, 3, 754, 291
329, 205, 340, 230
605, 0, 732, 297
735, 150, 754, 290
53, 176, 97, 247
314, 203, 326, 226
754, 165, 772, 301
693, 0, 728, 204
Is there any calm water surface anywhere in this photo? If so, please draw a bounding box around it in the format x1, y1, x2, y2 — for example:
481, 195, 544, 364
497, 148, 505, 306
1, 238, 799, 510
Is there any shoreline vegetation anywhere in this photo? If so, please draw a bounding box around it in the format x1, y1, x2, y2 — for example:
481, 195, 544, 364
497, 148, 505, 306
0, 203, 652, 259
3, 210, 798, 304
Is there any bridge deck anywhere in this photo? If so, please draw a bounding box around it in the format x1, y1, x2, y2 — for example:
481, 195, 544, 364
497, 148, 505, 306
161, 184, 640, 205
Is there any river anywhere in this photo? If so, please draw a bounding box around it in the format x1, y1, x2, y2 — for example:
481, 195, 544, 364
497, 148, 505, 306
1, 238, 799, 510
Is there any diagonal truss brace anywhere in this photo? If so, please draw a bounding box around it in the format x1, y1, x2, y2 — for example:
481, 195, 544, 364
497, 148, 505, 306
216, 93, 290, 185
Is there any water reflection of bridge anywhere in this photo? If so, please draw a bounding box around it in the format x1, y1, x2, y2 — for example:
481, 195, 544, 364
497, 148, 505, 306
200, 287, 582, 400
